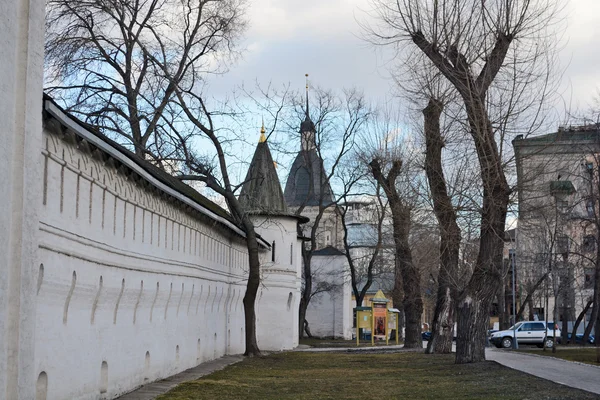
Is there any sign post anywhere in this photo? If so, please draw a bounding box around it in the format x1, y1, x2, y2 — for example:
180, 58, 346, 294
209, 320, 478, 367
371, 290, 390, 344
387, 308, 400, 345
355, 307, 372, 346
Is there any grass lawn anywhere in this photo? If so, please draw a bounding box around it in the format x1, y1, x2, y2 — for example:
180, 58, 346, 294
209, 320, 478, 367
156, 351, 598, 399
518, 347, 600, 366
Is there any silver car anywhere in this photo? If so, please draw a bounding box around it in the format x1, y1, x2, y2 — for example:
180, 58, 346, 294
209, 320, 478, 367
490, 321, 561, 348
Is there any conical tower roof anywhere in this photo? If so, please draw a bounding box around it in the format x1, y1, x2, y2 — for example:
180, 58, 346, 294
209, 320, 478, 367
239, 127, 288, 215
239, 127, 309, 224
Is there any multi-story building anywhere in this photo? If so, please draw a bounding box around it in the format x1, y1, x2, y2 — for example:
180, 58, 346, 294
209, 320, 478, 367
513, 124, 599, 332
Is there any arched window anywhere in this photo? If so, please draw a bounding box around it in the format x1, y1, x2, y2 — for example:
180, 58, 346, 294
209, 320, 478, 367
271, 241, 276, 262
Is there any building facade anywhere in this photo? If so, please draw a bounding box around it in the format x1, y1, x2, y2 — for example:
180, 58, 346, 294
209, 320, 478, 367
514, 125, 599, 332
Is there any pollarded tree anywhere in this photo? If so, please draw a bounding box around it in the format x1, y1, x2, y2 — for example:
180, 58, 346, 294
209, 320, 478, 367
369, 152, 425, 349
368, 0, 562, 362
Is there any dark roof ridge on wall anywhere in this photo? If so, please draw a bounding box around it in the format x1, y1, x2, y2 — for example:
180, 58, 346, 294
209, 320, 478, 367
42, 93, 269, 248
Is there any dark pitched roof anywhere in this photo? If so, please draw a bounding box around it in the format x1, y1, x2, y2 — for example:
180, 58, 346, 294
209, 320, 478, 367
300, 115, 315, 134
513, 125, 600, 146
357, 272, 394, 294
284, 149, 334, 207
42, 94, 270, 246
239, 139, 289, 214
311, 246, 345, 256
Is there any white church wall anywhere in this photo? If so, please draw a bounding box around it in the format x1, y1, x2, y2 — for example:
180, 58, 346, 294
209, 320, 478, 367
305, 255, 352, 339
36, 124, 253, 399
252, 217, 302, 350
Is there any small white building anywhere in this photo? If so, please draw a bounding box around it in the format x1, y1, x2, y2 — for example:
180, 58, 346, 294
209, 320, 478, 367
305, 247, 353, 339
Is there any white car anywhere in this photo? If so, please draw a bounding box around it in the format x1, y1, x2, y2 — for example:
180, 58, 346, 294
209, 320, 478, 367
490, 321, 561, 349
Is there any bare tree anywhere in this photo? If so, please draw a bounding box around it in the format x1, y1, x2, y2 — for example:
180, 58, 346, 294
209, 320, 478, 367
367, 0, 562, 362
45, 0, 282, 357
279, 87, 372, 338
370, 156, 424, 348
45, 0, 246, 161
421, 98, 462, 353
339, 182, 388, 309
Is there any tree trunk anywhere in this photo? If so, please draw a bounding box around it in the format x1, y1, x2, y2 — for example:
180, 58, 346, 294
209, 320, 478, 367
570, 299, 592, 345
298, 246, 312, 338
528, 297, 535, 322
422, 98, 461, 355
455, 96, 510, 364
499, 286, 510, 331
392, 257, 405, 340
584, 244, 600, 345
242, 223, 261, 356
596, 297, 600, 363
370, 159, 423, 348
561, 293, 570, 346
393, 203, 422, 348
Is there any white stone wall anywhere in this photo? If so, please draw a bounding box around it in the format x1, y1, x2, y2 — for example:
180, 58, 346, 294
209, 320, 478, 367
0, 1, 44, 398
36, 125, 252, 399
252, 217, 303, 350
305, 255, 352, 339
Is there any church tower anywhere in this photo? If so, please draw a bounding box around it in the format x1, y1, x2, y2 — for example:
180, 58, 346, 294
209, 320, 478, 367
239, 123, 307, 350
283, 76, 342, 249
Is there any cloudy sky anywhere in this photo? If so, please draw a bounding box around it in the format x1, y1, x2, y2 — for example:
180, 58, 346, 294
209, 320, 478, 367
209, 0, 600, 121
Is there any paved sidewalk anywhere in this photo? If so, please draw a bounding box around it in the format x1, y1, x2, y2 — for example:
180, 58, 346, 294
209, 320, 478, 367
116, 355, 243, 400
486, 348, 600, 396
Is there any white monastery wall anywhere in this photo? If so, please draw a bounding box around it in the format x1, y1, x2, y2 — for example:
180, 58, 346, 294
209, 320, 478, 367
1, 4, 299, 399
0, 1, 44, 398
34, 111, 297, 399
252, 217, 303, 350
305, 255, 352, 339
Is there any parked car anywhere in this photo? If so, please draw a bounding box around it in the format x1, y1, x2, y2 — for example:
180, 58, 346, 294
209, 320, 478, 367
565, 333, 596, 345
487, 329, 499, 338
489, 321, 560, 349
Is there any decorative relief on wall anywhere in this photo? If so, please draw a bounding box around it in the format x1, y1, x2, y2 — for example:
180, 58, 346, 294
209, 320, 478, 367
176, 283, 184, 317
43, 129, 252, 272
133, 280, 143, 324
187, 284, 195, 316
164, 282, 172, 320
150, 282, 159, 322
113, 278, 125, 324
37, 264, 44, 295
91, 276, 103, 325
63, 271, 77, 324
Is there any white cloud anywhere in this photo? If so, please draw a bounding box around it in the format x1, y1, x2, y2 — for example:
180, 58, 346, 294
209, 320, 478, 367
209, 0, 600, 117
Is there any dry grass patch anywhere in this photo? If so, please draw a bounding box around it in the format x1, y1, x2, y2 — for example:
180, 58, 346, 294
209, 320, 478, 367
157, 352, 597, 399
518, 347, 600, 366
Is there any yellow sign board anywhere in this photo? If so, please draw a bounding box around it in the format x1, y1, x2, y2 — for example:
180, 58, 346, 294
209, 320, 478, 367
357, 311, 371, 329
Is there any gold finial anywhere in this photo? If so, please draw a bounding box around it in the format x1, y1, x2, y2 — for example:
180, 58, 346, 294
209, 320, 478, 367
259, 118, 266, 142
